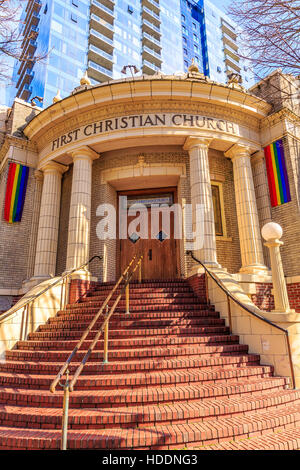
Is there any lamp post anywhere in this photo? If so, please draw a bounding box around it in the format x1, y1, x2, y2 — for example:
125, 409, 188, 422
261, 222, 293, 313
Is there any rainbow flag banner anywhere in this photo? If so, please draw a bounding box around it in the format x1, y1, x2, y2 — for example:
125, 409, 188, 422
4, 163, 29, 223
264, 139, 291, 207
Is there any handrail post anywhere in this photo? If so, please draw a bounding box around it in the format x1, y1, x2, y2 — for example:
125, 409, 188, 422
205, 272, 210, 304
61, 369, 70, 451
125, 273, 130, 314
227, 294, 232, 333
103, 305, 109, 364
138, 259, 142, 283
64, 275, 71, 310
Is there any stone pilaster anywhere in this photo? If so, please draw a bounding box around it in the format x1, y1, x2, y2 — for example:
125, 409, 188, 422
33, 162, 67, 280
225, 144, 268, 274
25, 170, 43, 280
184, 137, 218, 267
65, 147, 98, 277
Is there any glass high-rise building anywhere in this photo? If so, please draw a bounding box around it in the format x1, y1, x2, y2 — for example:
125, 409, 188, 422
180, 0, 254, 86
11, 0, 253, 109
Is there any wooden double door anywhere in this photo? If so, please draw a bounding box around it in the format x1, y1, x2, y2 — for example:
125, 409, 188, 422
118, 188, 179, 280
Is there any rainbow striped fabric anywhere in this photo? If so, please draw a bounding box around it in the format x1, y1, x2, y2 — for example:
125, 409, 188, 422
264, 139, 291, 207
4, 163, 29, 223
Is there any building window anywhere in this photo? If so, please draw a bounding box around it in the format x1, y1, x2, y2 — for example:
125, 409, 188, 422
183, 36, 187, 44
71, 13, 77, 22
194, 44, 198, 52
192, 23, 196, 30
217, 66, 222, 73
128, 5, 134, 14
211, 183, 226, 237
182, 25, 187, 33
181, 14, 185, 22
183, 48, 187, 55
72, 0, 78, 6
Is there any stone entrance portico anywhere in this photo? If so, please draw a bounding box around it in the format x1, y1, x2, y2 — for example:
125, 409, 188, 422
18, 75, 275, 285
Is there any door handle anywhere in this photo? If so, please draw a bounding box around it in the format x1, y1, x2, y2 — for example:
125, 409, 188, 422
148, 249, 152, 261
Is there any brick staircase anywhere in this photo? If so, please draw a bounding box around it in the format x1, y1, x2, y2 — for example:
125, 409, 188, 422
0, 278, 300, 450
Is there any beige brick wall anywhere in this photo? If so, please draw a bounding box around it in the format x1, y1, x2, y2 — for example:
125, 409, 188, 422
209, 150, 242, 273
0, 161, 35, 289
56, 166, 73, 276
269, 135, 300, 277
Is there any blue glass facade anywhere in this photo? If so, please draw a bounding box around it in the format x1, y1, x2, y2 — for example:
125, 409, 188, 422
180, 0, 254, 86
11, 0, 186, 107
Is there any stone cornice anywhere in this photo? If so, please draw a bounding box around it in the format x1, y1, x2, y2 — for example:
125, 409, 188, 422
27, 101, 263, 154
0, 134, 38, 168
261, 107, 300, 130
23, 77, 271, 149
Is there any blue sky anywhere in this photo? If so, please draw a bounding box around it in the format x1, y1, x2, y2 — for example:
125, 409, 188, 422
208, 0, 234, 15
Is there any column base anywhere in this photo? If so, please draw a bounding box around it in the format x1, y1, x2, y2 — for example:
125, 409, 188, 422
190, 262, 222, 276
271, 308, 296, 314
22, 276, 52, 292
239, 264, 270, 275
62, 269, 97, 282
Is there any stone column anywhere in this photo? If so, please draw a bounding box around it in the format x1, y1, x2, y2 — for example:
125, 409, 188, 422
65, 147, 98, 277
225, 144, 268, 274
33, 162, 67, 281
184, 137, 218, 267
26, 170, 44, 280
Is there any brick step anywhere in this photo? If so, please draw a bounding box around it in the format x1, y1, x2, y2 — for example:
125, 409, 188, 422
92, 283, 194, 292
17, 333, 239, 351
1, 402, 300, 449
0, 390, 299, 431
93, 280, 189, 288
27, 326, 231, 341
0, 377, 289, 408
80, 297, 202, 306
85, 292, 198, 301
199, 426, 300, 451
6, 343, 248, 362
67, 303, 209, 312
0, 354, 261, 375
53, 310, 218, 324
5, 343, 247, 363
0, 365, 274, 390
63, 303, 214, 314
38, 318, 226, 332
47, 315, 221, 329
55, 311, 217, 323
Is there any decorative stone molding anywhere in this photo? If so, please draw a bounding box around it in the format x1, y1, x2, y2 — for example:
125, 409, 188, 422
69, 146, 99, 162
100, 161, 186, 184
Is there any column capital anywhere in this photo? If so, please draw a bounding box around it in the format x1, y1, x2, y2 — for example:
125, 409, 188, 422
70, 146, 99, 162
224, 143, 253, 160
41, 161, 68, 175
34, 170, 43, 181
251, 150, 265, 165
183, 136, 213, 151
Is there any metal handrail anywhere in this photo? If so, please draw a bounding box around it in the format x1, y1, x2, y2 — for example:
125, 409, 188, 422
50, 253, 143, 450
186, 250, 296, 390
0, 255, 103, 324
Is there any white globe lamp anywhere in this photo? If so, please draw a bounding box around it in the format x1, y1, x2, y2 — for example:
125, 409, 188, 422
261, 222, 283, 242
